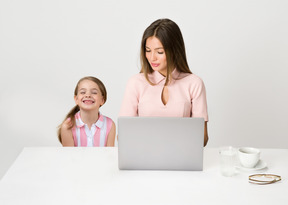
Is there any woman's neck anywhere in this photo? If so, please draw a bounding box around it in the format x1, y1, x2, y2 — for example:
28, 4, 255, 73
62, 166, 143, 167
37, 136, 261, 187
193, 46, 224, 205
79, 109, 99, 129
159, 70, 167, 77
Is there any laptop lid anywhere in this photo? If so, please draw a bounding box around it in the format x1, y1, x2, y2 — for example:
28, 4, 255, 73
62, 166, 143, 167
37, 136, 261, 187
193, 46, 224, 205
118, 117, 204, 171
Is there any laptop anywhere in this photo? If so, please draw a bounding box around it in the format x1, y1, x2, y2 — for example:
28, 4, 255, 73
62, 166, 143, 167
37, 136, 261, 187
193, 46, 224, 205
118, 117, 204, 171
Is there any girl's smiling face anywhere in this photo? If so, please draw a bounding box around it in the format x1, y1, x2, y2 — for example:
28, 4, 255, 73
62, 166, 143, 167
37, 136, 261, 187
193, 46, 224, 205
145, 36, 167, 76
74, 79, 104, 111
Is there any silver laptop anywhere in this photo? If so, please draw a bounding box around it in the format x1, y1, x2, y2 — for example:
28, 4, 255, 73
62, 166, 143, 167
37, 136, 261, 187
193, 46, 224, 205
118, 117, 204, 171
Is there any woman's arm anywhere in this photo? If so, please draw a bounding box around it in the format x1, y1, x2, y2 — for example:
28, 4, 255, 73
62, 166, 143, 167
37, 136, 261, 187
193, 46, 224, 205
119, 75, 141, 117
204, 121, 209, 147
60, 118, 75, 146
189, 76, 209, 146
106, 121, 116, 147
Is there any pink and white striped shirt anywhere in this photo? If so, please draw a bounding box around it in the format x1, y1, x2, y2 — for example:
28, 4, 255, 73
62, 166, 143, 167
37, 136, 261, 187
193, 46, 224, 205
72, 111, 113, 147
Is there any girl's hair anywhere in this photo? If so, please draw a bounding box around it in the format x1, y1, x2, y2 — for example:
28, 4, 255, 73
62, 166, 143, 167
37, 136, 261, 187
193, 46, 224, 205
140, 18, 192, 85
57, 76, 107, 143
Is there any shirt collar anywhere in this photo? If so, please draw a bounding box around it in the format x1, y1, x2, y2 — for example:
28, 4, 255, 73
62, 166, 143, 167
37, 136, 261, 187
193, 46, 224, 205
75, 111, 104, 128
148, 69, 181, 84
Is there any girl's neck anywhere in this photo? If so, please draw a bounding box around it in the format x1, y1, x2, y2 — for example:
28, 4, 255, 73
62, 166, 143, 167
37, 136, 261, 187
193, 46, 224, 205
79, 109, 99, 129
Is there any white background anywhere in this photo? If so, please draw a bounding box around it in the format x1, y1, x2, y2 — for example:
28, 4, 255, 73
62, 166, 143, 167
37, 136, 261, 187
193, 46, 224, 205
0, 0, 287, 179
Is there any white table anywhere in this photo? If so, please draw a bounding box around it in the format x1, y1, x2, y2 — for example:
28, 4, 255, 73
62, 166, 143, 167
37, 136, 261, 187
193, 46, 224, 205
0, 147, 287, 205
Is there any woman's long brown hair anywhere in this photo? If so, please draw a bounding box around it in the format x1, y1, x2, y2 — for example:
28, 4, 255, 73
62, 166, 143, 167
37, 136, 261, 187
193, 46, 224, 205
140, 18, 192, 85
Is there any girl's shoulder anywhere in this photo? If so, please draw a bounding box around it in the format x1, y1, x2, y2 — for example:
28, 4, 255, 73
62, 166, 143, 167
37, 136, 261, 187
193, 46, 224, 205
101, 114, 114, 123
99, 114, 115, 132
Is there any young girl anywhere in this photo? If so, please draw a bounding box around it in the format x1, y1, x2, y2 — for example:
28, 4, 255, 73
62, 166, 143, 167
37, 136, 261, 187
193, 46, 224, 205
58, 76, 116, 147
119, 18, 209, 146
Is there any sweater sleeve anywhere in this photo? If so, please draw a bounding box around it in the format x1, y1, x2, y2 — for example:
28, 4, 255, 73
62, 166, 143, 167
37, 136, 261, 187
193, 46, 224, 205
190, 76, 209, 121
119, 75, 140, 117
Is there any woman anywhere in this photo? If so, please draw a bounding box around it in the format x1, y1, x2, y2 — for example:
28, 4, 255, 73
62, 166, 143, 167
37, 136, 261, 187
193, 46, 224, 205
119, 18, 209, 146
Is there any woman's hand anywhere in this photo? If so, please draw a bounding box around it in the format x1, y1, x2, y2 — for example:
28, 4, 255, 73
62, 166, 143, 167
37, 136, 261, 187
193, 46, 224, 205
204, 121, 209, 147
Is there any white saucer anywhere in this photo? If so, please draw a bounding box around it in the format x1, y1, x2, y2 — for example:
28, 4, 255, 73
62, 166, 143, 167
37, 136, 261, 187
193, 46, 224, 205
235, 160, 267, 171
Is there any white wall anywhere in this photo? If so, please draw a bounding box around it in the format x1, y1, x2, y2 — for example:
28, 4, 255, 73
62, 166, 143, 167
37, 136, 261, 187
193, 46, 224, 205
1, 0, 287, 179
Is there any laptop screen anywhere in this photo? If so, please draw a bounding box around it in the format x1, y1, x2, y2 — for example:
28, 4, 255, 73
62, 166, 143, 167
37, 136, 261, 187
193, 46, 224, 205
118, 117, 204, 171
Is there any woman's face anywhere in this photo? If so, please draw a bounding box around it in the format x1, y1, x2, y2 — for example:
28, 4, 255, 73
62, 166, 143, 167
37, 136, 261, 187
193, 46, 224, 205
145, 36, 167, 76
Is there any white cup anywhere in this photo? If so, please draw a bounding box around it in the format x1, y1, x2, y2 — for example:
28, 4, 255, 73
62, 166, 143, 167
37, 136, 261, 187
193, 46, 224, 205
238, 147, 260, 168
219, 147, 237, 177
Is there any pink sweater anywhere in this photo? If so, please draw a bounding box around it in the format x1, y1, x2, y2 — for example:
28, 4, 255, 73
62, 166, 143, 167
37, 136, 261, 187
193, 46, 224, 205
119, 69, 208, 121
